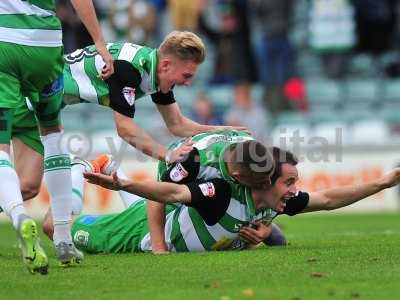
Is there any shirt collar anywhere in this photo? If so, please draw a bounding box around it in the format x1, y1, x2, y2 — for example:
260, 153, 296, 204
149, 49, 158, 91
218, 144, 235, 182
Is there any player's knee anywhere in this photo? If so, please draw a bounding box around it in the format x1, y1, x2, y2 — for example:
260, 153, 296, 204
20, 181, 41, 200
40, 125, 62, 136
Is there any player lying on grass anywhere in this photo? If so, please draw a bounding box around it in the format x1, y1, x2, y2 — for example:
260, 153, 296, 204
42, 146, 282, 253
44, 147, 400, 253
40, 130, 274, 242
42, 130, 277, 251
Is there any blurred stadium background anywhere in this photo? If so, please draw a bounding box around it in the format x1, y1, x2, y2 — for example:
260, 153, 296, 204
4, 0, 400, 220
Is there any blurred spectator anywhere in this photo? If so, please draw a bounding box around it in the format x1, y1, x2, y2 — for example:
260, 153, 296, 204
224, 82, 270, 141
191, 93, 224, 125
385, 61, 400, 78
167, 0, 201, 31
353, 0, 398, 55
151, 0, 167, 11
252, 0, 294, 115
198, 0, 257, 84
283, 78, 309, 112
109, 0, 157, 44
252, 0, 294, 84
309, 0, 356, 79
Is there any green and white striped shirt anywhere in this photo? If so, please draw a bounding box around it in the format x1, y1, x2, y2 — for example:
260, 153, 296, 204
154, 192, 278, 252
0, 0, 62, 47
140, 130, 279, 252
63, 42, 159, 113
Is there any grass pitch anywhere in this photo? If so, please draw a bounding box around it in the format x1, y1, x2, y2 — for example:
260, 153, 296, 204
0, 213, 399, 300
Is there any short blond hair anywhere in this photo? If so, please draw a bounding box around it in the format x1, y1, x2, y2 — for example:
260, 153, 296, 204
159, 31, 205, 64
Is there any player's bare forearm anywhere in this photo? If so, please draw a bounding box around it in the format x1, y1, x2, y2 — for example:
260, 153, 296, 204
158, 103, 227, 137
173, 116, 216, 137
147, 201, 168, 254
306, 169, 400, 212
174, 116, 250, 137
84, 172, 192, 204
306, 182, 384, 212
70, 0, 105, 45
120, 179, 191, 204
70, 0, 113, 77
122, 131, 167, 161
114, 112, 167, 160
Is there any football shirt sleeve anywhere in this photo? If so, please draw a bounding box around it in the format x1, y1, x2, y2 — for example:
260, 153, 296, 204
282, 191, 310, 216
184, 178, 232, 226
151, 90, 176, 105
161, 148, 201, 183
106, 60, 141, 118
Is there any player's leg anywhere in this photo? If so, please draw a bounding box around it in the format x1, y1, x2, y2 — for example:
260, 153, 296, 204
0, 114, 41, 263
0, 105, 43, 214
11, 100, 44, 201
91, 154, 143, 208
42, 159, 88, 240
116, 167, 143, 208
26, 45, 81, 265
40, 123, 83, 266
45, 154, 149, 254
0, 44, 48, 274
12, 139, 43, 200
71, 200, 148, 254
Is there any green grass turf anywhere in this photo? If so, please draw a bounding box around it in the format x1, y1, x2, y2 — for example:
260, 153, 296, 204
0, 213, 399, 300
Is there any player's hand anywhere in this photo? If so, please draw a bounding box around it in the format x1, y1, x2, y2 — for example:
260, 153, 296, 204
166, 139, 195, 164
84, 171, 123, 190
152, 242, 170, 255
95, 42, 114, 79
380, 168, 400, 188
239, 222, 272, 246
212, 125, 252, 135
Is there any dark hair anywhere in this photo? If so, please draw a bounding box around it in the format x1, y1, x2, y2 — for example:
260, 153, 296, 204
270, 147, 298, 184
228, 140, 275, 177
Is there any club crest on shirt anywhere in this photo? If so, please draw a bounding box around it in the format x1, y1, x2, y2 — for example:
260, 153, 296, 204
199, 182, 215, 197
122, 87, 136, 106
73, 230, 89, 247
170, 163, 189, 182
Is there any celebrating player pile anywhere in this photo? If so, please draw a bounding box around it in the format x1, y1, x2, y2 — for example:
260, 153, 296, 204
40, 130, 400, 254
0, 1, 246, 273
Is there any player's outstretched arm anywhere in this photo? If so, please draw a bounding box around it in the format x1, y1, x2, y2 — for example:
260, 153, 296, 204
114, 111, 168, 161
84, 171, 192, 204
114, 112, 193, 162
303, 168, 400, 213
147, 201, 169, 254
70, 0, 114, 78
157, 103, 249, 137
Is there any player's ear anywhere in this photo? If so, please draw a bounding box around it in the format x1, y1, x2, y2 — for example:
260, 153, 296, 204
160, 57, 171, 72
231, 170, 241, 183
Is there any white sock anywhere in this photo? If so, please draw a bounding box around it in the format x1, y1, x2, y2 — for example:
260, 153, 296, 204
71, 164, 85, 215
41, 132, 72, 244
0, 151, 26, 229
117, 168, 142, 208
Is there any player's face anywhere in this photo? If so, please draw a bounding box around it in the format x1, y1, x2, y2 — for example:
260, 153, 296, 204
158, 56, 198, 93
268, 164, 299, 212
